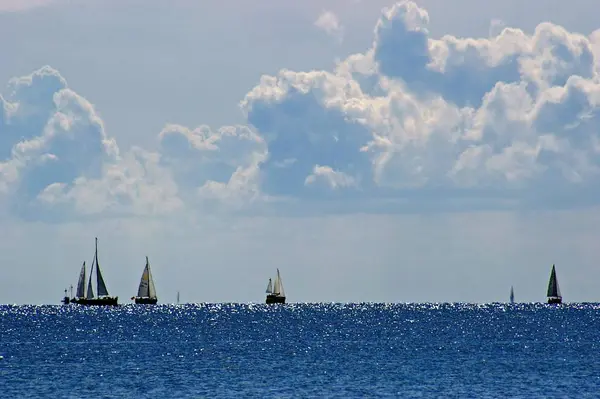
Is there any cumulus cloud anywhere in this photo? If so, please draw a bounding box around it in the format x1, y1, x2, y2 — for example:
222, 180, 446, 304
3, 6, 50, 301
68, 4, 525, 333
240, 0, 600, 211
38, 147, 183, 216
314, 10, 344, 43
0, 67, 124, 218
0, 67, 268, 219
4, 1, 600, 219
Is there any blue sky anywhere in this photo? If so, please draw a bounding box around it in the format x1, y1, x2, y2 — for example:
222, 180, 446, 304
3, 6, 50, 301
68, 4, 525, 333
2, 0, 600, 304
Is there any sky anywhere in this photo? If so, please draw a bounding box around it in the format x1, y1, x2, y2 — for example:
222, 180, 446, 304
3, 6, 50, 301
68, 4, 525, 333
2, 0, 600, 304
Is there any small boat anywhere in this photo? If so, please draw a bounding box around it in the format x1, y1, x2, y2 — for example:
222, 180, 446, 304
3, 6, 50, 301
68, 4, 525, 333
67, 238, 118, 306
510, 286, 515, 304
265, 268, 286, 304
176, 291, 180, 305
132, 256, 158, 304
546, 264, 562, 304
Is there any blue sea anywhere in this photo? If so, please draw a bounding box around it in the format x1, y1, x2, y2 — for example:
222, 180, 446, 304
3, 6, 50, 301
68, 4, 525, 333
1, 303, 599, 398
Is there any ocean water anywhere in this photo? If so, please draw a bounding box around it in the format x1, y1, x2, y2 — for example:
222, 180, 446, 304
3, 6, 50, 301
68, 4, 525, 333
1, 303, 599, 398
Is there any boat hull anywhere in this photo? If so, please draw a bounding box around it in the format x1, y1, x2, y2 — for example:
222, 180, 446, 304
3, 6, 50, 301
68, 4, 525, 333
134, 297, 158, 304
71, 297, 119, 306
266, 294, 286, 304
547, 297, 562, 304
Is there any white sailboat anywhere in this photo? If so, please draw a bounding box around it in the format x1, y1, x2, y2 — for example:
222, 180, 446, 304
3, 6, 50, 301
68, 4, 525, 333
132, 256, 158, 304
265, 268, 286, 304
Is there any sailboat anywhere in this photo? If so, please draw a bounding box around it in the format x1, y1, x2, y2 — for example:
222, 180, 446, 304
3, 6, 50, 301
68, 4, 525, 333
510, 286, 515, 304
68, 238, 118, 306
132, 256, 158, 304
546, 264, 562, 304
265, 268, 286, 304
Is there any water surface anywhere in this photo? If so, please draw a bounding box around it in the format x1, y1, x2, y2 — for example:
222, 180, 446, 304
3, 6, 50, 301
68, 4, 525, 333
1, 303, 598, 398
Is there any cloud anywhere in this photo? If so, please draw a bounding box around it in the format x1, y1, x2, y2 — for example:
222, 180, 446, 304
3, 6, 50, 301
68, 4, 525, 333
305, 165, 357, 190
314, 10, 344, 43
241, 0, 600, 211
37, 147, 183, 217
4, 1, 600, 220
0, 0, 54, 13
371, 2, 595, 107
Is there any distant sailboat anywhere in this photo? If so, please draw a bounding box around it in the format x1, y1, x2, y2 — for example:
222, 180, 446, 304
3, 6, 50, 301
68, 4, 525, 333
265, 268, 286, 304
68, 238, 118, 306
547, 264, 562, 304
132, 256, 158, 304
510, 286, 515, 304
176, 291, 180, 305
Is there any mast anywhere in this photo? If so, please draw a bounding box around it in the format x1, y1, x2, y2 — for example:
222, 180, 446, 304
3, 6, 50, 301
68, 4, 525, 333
510, 286, 514, 304
177, 291, 180, 304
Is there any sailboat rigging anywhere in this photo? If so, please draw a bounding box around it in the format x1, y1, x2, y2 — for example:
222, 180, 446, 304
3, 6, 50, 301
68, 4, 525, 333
265, 268, 286, 304
132, 256, 158, 304
546, 264, 562, 304
63, 238, 118, 306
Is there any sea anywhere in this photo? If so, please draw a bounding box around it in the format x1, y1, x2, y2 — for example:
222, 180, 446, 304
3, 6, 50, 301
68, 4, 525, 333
1, 303, 599, 398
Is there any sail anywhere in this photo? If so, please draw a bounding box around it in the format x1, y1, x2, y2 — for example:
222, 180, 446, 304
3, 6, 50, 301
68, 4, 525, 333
137, 264, 150, 297
547, 264, 561, 298
147, 258, 156, 298
95, 238, 109, 297
273, 269, 285, 297
76, 262, 86, 298
510, 286, 514, 303
266, 278, 273, 294
86, 261, 95, 299
137, 257, 156, 298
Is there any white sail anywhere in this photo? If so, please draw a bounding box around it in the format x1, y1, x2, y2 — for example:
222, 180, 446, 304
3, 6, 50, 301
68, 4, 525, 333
137, 257, 156, 298
94, 238, 109, 297
147, 258, 156, 298
266, 278, 273, 294
137, 263, 150, 297
76, 262, 86, 298
273, 269, 285, 297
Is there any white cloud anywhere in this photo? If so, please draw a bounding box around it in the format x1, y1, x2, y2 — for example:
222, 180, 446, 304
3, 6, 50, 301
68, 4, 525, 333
305, 165, 358, 189
314, 10, 344, 42
4, 1, 600, 219
241, 1, 600, 210
38, 147, 183, 216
